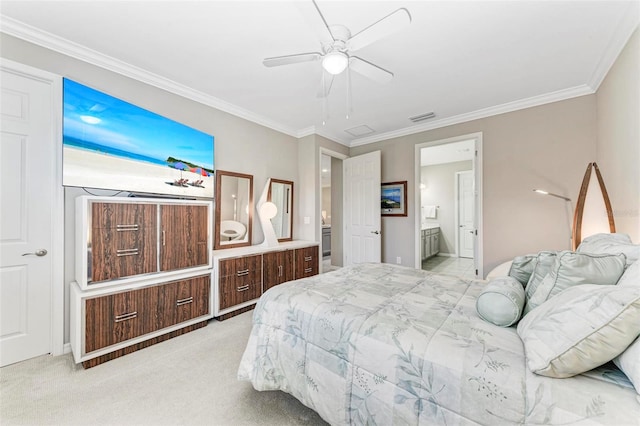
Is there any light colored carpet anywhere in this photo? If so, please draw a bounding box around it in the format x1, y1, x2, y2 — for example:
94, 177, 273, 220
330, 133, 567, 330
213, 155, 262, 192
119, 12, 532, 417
0, 311, 328, 426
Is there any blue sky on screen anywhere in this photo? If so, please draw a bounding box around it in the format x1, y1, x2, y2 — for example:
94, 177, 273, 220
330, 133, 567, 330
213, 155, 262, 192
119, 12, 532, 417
63, 79, 213, 169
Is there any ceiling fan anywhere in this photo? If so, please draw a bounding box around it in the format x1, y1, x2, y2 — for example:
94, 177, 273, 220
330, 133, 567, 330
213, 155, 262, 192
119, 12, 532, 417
262, 0, 411, 98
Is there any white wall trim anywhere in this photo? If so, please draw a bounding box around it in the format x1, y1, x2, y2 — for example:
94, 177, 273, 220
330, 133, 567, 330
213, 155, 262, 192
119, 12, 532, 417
588, 12, 639, 90
0, 58, 65, 356
0, 16, 301, 140
414, 132, 483, 278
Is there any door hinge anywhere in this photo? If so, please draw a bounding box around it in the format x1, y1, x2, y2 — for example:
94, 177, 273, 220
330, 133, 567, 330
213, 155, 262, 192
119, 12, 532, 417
475, 269, 479, 276
475, 229, 477, 236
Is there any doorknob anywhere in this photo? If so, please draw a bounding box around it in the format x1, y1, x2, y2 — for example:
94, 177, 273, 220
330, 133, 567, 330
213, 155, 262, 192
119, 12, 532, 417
371, 230, 381, 235
22, 249, 48, 257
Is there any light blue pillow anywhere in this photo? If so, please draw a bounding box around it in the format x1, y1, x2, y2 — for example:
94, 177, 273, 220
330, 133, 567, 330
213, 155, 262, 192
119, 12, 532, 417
523, 251, 557, 311
508, 254, 537, 287
526, 251, 627, 312
476, 276, 525, 327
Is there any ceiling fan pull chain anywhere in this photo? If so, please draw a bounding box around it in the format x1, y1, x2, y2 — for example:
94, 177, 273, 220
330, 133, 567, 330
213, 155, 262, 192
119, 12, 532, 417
322, 72, 328, 125
346, 62, 352, 119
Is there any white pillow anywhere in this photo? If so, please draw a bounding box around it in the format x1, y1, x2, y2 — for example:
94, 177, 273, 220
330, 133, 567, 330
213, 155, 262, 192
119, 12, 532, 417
613, 337, 640, 395
476, 276, 525, 327
577, 233, 640, 266
517, 284, 640, 378
525, 251, 626, 312
617, 259, 640, 287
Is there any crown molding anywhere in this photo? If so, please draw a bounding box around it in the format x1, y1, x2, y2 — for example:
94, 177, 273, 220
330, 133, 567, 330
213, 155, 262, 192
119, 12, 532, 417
0, 16, 301, 139
588, 8, 639, 90
350, 84, 595, 147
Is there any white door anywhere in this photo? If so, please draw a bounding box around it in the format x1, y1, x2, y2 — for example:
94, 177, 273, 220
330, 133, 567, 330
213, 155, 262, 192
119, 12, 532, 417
0, 66, 55, 366
457, 170, 474, 259
343, 151, 381, 265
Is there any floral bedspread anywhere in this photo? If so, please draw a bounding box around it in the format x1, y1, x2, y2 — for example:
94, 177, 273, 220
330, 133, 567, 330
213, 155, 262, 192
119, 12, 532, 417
237, 263, 639, 425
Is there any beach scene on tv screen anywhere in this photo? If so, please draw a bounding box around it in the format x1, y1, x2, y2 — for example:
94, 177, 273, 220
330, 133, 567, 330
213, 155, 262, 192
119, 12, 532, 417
63, 79, 214, 198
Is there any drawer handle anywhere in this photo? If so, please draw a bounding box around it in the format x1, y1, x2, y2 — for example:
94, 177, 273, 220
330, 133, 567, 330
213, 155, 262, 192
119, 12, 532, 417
116, 224, 139, 231
304, 267, 312, 273
114, 312, 137, 322
278, 265, 283, 277
236, 269, 249, 277
237, 285, 250, 292
304, 256, 312, 261
176, 297, 193, 306
116, 248, 139, 257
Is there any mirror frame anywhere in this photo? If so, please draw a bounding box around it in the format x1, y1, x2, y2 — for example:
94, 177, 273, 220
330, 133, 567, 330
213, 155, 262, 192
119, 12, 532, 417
214, 170, 254, 250
268, 178, 294, 242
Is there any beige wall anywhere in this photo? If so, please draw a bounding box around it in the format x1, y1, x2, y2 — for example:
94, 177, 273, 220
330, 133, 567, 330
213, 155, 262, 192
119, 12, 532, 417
351, 95, 598, 275
596, 27, 640, 242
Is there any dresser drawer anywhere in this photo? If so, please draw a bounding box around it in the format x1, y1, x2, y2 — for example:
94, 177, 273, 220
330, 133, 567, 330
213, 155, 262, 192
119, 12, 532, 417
294, 246, 319, 279
218, 255, 262, 310
91, 202, 157, 230
91, 226, 157, 283
84, 286, 156, 353
160, 275, 210, 327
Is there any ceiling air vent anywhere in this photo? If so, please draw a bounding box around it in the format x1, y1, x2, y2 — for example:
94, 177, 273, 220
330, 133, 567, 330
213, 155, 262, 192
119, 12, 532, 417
344, 125, 375, 137
409, 112, 436, 123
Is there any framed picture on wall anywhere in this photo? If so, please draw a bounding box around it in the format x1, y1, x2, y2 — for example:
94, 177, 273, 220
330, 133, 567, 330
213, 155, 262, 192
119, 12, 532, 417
381, 181, 407, 216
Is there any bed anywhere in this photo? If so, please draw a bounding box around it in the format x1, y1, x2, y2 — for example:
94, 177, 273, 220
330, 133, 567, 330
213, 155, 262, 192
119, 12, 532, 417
238, 257, 640, 425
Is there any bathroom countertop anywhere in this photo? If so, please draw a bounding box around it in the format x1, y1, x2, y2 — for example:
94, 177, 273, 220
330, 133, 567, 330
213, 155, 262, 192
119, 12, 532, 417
421, 224, 440, 231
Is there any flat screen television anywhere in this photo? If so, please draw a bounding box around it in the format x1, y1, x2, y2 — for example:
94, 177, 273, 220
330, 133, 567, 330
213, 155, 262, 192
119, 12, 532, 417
63, 78, 214, 198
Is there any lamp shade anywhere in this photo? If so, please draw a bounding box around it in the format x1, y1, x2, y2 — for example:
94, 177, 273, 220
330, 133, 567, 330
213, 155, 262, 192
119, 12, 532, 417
322, 51, 348, 75
259, 201, 278, 220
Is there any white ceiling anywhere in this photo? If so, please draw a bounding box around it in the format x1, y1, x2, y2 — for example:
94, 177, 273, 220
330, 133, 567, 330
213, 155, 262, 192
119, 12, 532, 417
1, 1, 638, 147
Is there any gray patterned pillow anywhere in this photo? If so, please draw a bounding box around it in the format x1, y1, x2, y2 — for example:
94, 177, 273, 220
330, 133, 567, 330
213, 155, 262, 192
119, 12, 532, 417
522, 251, 557, 313
508, 254, 537, 287
518, 284, 640, 378
526, 251, 626, 312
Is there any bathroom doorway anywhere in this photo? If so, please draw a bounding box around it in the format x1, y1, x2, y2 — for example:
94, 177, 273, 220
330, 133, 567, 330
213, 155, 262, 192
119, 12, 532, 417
320, 151, 345, 273
415, 133, 483, 278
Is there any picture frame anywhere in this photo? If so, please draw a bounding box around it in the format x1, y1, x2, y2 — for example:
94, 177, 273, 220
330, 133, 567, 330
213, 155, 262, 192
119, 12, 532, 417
381, 181, 408, 216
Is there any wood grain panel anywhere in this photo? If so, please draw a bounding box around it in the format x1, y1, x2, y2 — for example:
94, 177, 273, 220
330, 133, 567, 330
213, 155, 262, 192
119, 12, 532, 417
90, 203, 157, 283
160, 204, 209, 271
263, 250, 294, 292
85, 287, 147, 353
218, 256, 262, 310
81, 321, 207, 369
161, 275, 211, 326
294, 246, 319, 279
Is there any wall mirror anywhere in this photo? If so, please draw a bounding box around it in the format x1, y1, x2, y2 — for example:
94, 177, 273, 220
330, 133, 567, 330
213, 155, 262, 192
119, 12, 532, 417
215, 170, 253, 249
268, 179, 293, 242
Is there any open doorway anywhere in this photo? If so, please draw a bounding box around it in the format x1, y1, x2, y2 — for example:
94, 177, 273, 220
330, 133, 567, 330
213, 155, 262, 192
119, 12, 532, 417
414, 133, 483, 278
320, 151, 345, 273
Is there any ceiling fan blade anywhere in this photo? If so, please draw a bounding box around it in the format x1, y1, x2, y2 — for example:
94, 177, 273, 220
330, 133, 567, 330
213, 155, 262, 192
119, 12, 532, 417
347, 8, 411, 52
350, 56, 394, 84
317, 72, 334, 98
295, 0, 335, 46
263, 52, 322, 67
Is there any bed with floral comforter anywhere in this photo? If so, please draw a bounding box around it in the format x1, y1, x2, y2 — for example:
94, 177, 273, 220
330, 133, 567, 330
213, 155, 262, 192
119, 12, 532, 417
237, 263, 639, 425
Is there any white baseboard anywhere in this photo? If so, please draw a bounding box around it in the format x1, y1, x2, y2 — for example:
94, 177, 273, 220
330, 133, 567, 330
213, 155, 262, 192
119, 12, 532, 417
63, 343, 72, 354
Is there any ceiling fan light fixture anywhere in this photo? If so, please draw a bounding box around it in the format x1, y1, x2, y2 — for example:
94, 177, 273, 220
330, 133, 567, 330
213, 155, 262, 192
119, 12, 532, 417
322, 51, 348, 75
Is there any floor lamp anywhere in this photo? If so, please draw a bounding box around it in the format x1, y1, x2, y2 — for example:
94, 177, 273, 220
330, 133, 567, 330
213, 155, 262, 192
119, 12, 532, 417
533, 189, 573, 247
571, 162, 616, 250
